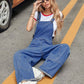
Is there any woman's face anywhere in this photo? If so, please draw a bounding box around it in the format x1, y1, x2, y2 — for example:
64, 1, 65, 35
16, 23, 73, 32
41, 0, 51, 9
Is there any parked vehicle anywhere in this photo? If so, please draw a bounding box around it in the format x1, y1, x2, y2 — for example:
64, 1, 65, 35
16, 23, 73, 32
0, 0, 25, 31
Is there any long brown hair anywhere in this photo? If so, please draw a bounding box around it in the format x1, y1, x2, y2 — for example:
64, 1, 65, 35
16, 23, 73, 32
38, 0, 64, 41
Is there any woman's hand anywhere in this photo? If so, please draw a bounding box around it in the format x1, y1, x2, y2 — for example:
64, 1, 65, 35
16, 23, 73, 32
33, 0, 42, 12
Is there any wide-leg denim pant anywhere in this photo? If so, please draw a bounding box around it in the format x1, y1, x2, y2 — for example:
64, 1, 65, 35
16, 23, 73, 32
13, 39, 70, 84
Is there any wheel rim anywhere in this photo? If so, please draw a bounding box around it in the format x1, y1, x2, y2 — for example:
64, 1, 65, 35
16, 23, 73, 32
0, 0, 10, 26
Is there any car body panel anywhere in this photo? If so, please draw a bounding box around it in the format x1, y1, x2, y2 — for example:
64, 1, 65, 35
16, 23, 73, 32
12, 0, 24, 8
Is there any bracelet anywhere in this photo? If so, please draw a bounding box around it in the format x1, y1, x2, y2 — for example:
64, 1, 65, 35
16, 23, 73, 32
30, 16, 34, 18
30, 15, 34, 20
31, 14, 34, 17
31, 14, 34, 16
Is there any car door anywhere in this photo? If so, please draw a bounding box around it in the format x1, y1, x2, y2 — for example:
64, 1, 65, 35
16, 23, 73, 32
12, 0, 24, 8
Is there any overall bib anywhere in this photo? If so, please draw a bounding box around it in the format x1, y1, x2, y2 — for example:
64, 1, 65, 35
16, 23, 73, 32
13, 12, 70, 84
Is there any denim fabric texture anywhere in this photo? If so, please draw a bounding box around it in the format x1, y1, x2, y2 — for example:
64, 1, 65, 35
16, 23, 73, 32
13, 12, 70, 84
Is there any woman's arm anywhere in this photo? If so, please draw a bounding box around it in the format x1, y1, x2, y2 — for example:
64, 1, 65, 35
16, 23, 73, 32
26, 0, 42, 32
26, 9, 36, 31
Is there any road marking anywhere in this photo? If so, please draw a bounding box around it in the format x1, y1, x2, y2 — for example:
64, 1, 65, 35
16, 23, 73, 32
61, 4, 84, 47
62, 0, 78, 19
2, 0, 79, 84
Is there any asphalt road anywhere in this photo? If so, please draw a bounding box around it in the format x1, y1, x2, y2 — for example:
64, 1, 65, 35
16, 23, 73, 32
0, 0, 84, 84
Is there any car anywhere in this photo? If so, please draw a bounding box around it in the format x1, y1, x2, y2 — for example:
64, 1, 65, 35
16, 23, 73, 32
0, 0, 26, 31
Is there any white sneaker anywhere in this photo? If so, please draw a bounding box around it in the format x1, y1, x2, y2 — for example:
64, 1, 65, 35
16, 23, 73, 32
19, 82, 22, 84
19, 81, 37, 84
32, 67, 45, 81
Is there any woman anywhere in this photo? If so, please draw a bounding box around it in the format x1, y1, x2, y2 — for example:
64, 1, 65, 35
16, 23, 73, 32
13, 0, 70, 84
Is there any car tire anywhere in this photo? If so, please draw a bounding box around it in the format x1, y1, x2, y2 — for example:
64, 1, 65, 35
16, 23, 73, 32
0, 0, 12, 31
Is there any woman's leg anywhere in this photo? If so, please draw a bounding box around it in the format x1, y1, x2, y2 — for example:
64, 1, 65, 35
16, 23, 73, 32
13, 47, 42, 84
39, 43, 70, 78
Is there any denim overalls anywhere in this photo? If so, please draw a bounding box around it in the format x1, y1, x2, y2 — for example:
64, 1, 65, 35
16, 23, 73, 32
13, 12, 70, 84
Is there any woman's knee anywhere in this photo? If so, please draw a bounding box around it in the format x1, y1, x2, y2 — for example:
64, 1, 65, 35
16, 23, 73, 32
61, 43, 70, 54
13, 50, 22, 60
62, 43, 70, 49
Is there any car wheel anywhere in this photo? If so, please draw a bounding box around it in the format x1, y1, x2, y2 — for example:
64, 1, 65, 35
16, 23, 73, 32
0, 0, 12, 31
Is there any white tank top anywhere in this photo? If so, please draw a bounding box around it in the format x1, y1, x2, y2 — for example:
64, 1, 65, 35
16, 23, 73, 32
34, 11, 63, 37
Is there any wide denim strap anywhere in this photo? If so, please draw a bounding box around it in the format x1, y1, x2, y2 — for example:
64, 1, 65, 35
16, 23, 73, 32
37, 11, 41, 21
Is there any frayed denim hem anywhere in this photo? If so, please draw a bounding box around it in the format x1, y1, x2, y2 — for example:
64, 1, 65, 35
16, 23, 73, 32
18, 78, 38, 84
